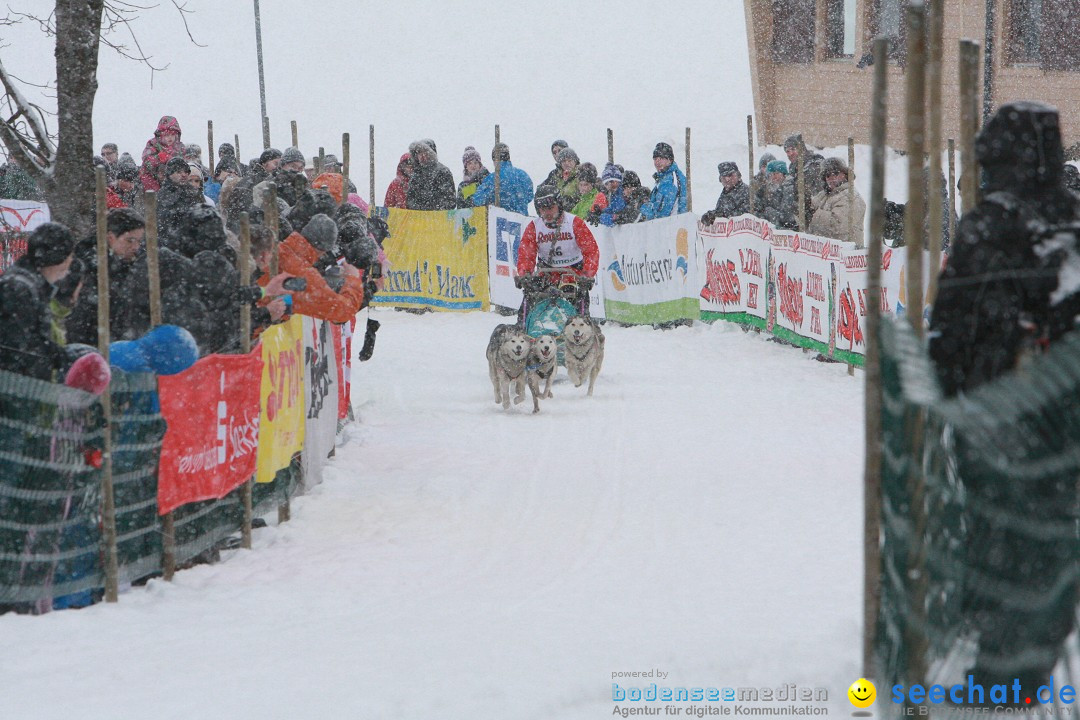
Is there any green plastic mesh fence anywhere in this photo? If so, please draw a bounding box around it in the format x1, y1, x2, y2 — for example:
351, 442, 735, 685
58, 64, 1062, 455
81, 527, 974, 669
0, 368, 308, 612
876, 317, 1080, 717
0, 369, 103, 610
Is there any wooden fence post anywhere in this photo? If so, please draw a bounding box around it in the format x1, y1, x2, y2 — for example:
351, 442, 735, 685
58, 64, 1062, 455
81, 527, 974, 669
207, 120, 214, 177
145, 190, 176, 581
234, 134, 241, 163
342, 132, 351, 206
902, 2, 929, 697
369, 125, 376, 218
947, 139, 956, 243
927, 0, 945, 306
848, 137, 856, 376
263, 183, 289, 524
238, 213, 254, 549
494, 124, 501, 209
798, 137, 807, 231
864, 35, 889, 680
607, 128, 614, 165
959, 40, 981, 215
685, 127, 693, 213
291, 120, 298, 150
95, 167, 119, 603
904, 1, 927, 340
748, 116, 756, 213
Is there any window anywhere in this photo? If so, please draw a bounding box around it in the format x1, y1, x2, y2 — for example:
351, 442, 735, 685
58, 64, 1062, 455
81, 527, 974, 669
826, 0, 857, 58
871, 0, 906, 62
1007, 0, 1042, 64
1040, 0, 1080, 71
771, 0, 816, 64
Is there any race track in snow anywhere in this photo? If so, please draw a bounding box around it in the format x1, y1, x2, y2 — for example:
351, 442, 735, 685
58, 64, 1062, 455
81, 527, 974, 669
2, 309, 866, 719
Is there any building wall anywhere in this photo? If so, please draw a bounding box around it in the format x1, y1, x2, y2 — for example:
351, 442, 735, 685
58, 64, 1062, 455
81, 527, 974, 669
745, 0, 1080, 151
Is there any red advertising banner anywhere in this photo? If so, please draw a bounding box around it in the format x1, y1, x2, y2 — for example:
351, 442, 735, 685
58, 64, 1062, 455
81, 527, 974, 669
157, 350, 263, 514
333, 319, 354, 421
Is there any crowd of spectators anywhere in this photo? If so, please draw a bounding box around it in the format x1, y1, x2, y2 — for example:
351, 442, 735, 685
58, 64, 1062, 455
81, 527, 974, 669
702, 134, 866, 247
382, 136, 688, 225
0, 114, 389, 384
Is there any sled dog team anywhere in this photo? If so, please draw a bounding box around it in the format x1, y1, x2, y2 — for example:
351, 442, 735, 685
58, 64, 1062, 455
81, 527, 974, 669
486, 316, 605, 414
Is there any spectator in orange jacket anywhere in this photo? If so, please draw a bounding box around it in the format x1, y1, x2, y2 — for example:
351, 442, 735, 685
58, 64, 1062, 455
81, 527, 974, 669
384, 153, 413, 209
139, 115, 184, 192
264, 214, 366, 324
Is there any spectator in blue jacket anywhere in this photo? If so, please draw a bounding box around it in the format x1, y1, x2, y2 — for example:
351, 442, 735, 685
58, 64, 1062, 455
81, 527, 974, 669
471, 143, 534, 215
639, 142, 688, 221
588, 162, 627, 226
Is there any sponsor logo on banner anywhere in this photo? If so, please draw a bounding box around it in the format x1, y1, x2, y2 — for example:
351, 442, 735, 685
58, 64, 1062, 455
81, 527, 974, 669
675, 229, 689, 281
376, 207, 488, 311
777, 263, 804, 328
700, 249, 740, 307
838, 284, 864, 348
257, 315, 306, 484
157, 351, 263, 514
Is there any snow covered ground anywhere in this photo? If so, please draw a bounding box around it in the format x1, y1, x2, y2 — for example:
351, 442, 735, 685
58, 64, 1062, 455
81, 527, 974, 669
2, 309, 866, 719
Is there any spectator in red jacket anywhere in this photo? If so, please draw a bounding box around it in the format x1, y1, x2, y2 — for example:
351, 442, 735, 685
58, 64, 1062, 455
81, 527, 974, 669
384, 153, 413, 209
139, 115, 183, 192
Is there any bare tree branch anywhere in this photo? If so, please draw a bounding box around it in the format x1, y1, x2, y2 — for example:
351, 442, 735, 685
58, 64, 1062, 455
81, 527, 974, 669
0, 56, 55, 176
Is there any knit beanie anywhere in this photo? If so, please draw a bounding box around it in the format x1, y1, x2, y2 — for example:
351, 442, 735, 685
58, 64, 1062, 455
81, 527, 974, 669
281, 146, 306, 166
462, 146, 482, 167
25, 222, 75, 269
302, 213, 339, 254
165, 156, 190, 177
600, 163, 624, 184
555, 147, 579, 165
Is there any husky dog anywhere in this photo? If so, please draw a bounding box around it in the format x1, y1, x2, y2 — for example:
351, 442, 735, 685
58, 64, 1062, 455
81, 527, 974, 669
562, 315, 605, 396
526, 334, 558, 413
486, 323, 531, 409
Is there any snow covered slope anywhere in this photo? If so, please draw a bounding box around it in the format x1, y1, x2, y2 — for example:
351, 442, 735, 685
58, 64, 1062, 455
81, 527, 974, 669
1, 309, 865, 718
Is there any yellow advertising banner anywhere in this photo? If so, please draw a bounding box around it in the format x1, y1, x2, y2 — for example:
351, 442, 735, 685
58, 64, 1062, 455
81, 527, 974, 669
373, 207, 490, 311
256, 315, 305, 483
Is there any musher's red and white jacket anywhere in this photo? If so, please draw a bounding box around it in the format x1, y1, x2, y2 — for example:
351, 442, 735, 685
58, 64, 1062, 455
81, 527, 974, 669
515, 210, 599, 280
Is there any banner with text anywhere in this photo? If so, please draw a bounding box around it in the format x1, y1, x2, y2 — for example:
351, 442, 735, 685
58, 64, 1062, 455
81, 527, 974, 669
486, 206, 605, 319
301, 317, 339, 487
157, 351, 263, 514
600, 212, 700, 324
0, 200, 50, 272
374, 207, 489, 312
698, 214, 922, 364
256, 315, 305, 484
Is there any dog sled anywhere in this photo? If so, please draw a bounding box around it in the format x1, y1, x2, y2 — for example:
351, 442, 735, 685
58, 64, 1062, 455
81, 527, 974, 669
516, 268, 594, 367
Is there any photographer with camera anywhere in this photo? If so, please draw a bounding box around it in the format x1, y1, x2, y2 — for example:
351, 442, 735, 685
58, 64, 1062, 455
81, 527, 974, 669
265, 213, 366, 324
514, 185, 598, 321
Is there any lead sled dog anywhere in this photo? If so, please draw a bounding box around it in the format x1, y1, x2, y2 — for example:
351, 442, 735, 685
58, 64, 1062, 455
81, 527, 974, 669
526, 334, 558, 413
486, 323, 531, 410
561, 315, 604, 396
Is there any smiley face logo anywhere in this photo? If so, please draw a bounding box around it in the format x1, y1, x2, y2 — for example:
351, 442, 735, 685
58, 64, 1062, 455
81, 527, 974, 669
848, 678, 876, 709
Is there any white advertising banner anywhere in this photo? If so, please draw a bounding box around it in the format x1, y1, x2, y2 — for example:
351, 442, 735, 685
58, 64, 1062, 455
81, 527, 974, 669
301, 316, 339, 488
600, 213, 700, 324
697, 214, 925, 364
487, 206, 605, 319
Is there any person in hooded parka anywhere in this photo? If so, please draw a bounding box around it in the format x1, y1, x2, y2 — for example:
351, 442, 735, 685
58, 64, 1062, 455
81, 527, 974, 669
156, 157, 203, 246
173, 205, 287, 355
405, 140, 457, 211
928, 101, 1080, 701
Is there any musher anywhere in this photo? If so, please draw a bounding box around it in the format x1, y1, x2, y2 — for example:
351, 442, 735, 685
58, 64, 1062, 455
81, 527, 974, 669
514, 185, 599, 322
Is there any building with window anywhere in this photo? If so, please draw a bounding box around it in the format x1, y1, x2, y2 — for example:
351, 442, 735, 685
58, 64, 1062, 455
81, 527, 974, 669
744, 0, 1080, 149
